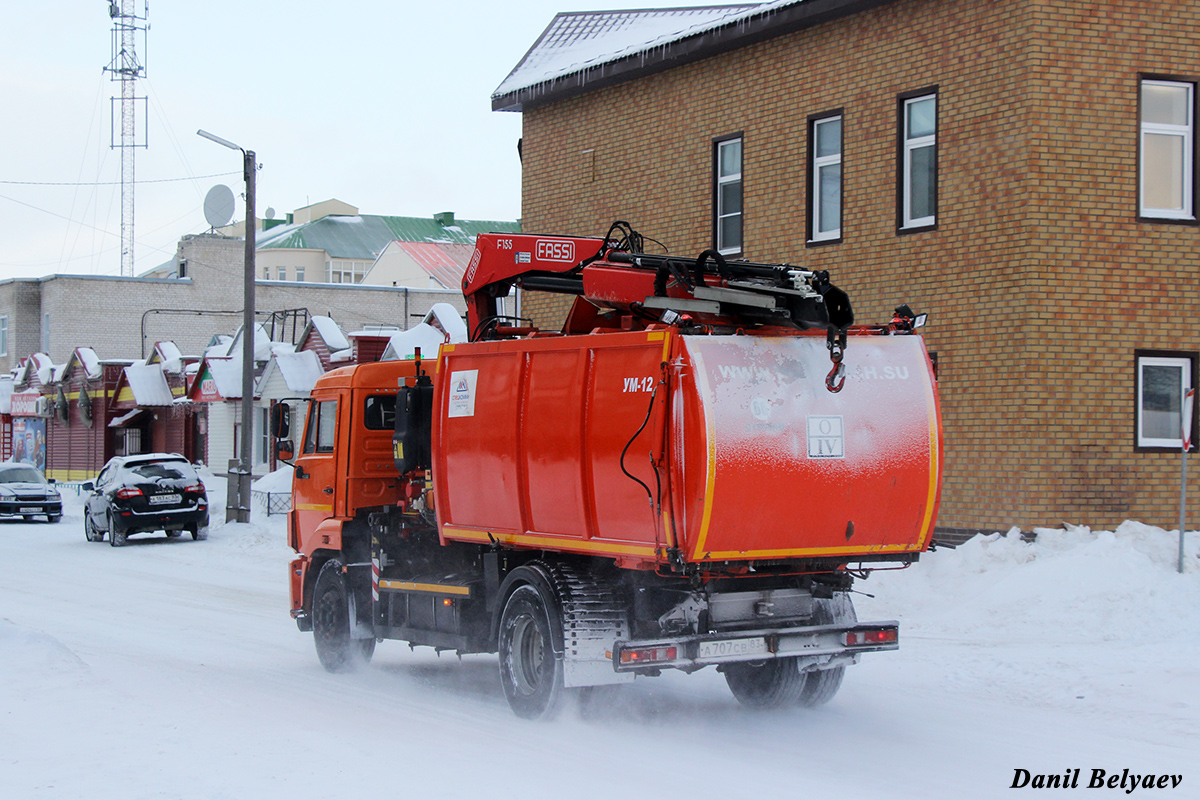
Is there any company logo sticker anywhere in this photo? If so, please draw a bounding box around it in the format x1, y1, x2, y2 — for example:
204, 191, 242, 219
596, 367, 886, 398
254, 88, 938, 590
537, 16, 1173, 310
448, 370, 479, 418
535, 238, 575, 262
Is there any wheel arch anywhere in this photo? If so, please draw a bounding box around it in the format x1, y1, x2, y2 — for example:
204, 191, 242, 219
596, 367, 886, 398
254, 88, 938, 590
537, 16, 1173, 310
491, 561, 565, 656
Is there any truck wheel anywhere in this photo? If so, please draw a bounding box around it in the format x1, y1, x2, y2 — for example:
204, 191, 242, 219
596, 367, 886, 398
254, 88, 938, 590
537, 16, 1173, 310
498, 583, 565, 719
312, 559, 374, 673
796, 593, 857, 707
723, 657, 806, 709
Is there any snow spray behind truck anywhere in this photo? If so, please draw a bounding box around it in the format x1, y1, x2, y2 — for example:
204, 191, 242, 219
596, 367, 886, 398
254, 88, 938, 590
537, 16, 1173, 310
276, 223, 941, 718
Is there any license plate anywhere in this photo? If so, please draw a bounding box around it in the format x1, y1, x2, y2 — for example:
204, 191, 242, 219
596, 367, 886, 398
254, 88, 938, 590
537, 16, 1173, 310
19, 507, 41, 513
149, 494, 180, 505
698, 637, 769, 660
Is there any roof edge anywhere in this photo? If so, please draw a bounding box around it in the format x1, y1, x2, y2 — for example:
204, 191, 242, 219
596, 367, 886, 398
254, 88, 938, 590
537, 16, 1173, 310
493, 0, 899, 112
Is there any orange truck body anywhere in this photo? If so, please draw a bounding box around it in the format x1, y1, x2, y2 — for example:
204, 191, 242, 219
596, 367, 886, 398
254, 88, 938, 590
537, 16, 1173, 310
284, 226, 941, 717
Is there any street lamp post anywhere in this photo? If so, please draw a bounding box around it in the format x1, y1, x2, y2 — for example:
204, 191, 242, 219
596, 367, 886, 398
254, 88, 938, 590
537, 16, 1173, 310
197, 129, 256, 524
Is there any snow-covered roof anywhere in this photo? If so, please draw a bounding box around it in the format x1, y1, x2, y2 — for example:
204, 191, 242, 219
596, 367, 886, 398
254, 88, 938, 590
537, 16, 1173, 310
380, 304, 468, 362
260, 349, 324, 394
74, 347, 102, 380
30, 353, 54, 385
123, 363, 176, 407
199, 357, 246, 400
309, 316, 350, 351
149, 341, 184, 374
492, 1, 871, 111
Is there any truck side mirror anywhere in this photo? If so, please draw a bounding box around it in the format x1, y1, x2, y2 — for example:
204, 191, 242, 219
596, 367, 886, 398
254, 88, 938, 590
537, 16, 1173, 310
276, 440, 295, 462
271, 402, 291, 439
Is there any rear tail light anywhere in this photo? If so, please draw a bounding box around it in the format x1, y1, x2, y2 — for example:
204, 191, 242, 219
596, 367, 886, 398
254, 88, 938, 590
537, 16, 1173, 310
843, 628, 898, 647
115, 487, 143, 499
618, 646, 678, 665
183, 484, 205, 494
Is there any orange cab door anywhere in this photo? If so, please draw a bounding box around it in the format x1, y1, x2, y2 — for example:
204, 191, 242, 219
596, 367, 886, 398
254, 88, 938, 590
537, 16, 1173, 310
292, 395, 342, 555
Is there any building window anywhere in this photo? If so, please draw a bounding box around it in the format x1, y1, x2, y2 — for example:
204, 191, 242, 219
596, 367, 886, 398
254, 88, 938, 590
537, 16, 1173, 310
42, 313, 50, 354
1140, 78, 1195, 220
262, 266, 270, 280
1136, 351, 1196, 449
295, 266, 305, 282
714, 135, 743, 255
277, 266, 287, 281
809, 113, 843, 243
0, 315, 8, 356
328, 260, 367, 284
899, 90, 937, 230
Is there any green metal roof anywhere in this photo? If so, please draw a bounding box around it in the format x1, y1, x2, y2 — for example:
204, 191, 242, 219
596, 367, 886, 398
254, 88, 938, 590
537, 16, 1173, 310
257, 214, 521, 260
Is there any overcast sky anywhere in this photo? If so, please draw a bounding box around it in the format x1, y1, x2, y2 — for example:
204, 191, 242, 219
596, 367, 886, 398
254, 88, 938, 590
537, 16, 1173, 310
0, 1, 642, 281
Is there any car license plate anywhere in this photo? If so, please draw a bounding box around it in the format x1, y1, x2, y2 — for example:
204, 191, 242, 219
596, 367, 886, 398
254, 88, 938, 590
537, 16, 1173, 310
698, 637, 768, 660
149, 494, 180, 505
19, 506, 41, 513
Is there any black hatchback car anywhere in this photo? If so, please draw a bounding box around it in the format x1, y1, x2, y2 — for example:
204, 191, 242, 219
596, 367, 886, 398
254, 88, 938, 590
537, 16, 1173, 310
83, 453, 209, 546
0, 461, 63, 522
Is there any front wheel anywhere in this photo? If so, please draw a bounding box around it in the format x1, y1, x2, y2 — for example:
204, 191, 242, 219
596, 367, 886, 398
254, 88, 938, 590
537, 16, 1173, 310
498, 583, 565, 719
311, 559, 374, 672
84, 514, 102, 543
723, 657, 807, 709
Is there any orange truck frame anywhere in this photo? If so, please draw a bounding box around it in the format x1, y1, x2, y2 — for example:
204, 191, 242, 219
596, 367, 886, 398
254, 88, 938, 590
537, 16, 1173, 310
279, 223, 941, 718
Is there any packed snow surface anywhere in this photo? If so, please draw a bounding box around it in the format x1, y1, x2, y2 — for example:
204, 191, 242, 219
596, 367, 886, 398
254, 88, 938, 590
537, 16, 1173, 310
1, 478, 1197, 799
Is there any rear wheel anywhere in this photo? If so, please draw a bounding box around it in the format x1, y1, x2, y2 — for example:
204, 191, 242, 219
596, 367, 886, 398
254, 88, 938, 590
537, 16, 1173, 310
108, 512, 127, 547
498, 582, 565, 719
312, 559, 374, 672
723, 657, 807, 709
190, 520, 208, 541
796, 594, 856, 707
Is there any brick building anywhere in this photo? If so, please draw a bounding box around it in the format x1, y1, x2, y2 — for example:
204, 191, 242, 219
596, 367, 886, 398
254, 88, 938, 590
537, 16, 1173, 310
494, 0, 1200, 535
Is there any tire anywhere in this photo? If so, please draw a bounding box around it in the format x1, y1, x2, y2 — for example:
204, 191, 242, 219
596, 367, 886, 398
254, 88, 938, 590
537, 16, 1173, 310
47, 515, 61, 524
84, 514, 101, 543
22, 515, 34, 522
312, 559, 374, 672
166, 530, 182, 538
796, 593, 857, 707
108, 512, 127, 548
190, 521, 208, 541
498, 583, 565, 720
723, 657, 807, 709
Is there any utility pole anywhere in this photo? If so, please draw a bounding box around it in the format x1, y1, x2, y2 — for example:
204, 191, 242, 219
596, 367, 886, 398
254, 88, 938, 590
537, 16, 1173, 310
198, 130, 257, 524
103, 1, 148, 277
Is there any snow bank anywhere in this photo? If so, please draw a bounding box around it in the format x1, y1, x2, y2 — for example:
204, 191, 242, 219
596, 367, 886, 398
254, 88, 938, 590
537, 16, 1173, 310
861, 522, 1200, 645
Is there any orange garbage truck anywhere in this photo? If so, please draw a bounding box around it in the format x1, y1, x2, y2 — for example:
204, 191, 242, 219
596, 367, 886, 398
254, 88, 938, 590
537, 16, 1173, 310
277, 223, 941, 718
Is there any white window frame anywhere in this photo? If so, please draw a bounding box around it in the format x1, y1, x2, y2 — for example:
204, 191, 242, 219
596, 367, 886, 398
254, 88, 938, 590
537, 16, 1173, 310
1136, 353, 1193, 449
295, 266, 305, 282
1139, 79, 1195, 220
0, 315, 8, 356
715, 136, 743, 255
811, 114, 843, 242
277, 266, 287, 281
901, 93, 937, 229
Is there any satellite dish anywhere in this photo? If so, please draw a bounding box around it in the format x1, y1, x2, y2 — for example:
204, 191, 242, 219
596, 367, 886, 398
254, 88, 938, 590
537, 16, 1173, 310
265, 207, 276, 220
204, 184, 236, 229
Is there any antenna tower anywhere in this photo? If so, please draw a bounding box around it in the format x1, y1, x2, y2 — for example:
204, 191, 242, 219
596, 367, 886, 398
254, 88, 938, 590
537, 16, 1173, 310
103, 1, 148, 277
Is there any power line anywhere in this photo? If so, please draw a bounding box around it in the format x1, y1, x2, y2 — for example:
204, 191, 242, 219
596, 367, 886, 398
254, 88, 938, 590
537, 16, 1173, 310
0, 171, 239, 187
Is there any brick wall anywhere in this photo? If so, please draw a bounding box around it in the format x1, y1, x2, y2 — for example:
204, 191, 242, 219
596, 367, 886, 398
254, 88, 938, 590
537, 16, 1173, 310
517, 0, 1200, 533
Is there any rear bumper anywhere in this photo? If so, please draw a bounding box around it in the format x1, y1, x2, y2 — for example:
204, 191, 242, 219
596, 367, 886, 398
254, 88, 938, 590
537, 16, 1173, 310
112, 504, 208, 534
611, 620, 899, 673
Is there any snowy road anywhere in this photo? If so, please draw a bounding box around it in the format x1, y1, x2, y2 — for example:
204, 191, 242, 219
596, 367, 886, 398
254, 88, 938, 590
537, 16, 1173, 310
2, 486, 1197, 799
